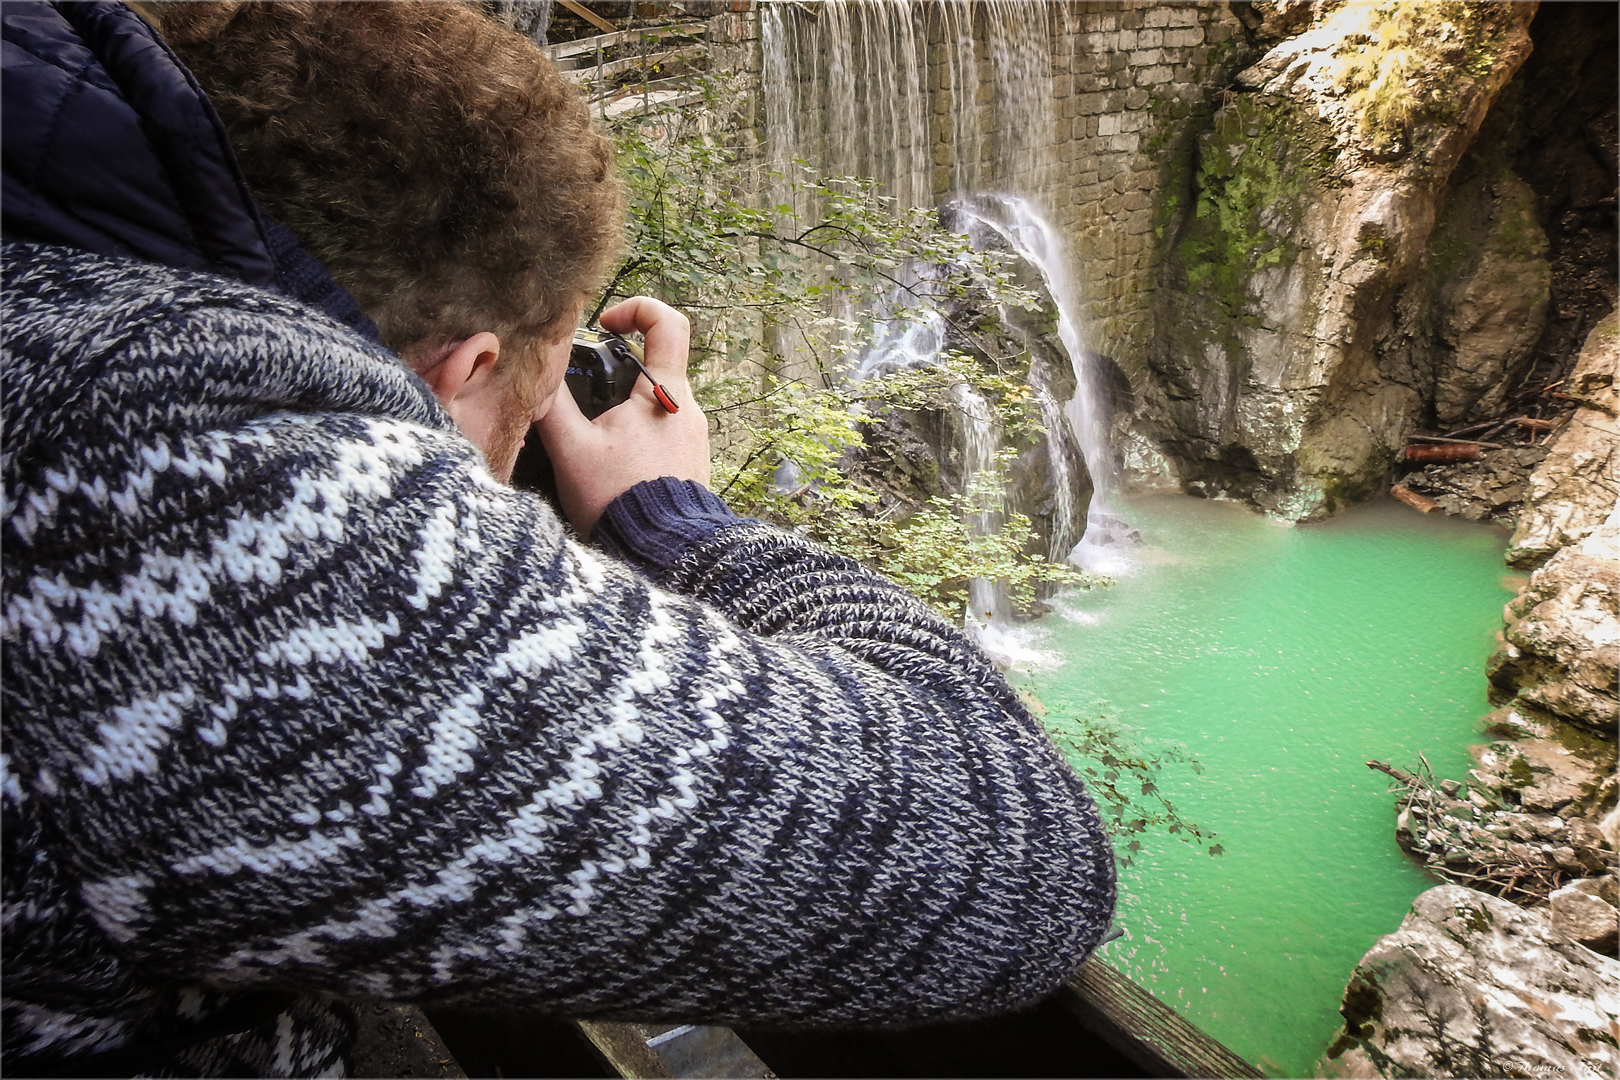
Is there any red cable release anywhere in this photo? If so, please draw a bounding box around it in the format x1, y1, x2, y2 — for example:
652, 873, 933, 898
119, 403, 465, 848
629, 353, 680, 414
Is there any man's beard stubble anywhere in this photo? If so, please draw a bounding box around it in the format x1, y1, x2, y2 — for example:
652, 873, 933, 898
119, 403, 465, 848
484, 379, 543, 484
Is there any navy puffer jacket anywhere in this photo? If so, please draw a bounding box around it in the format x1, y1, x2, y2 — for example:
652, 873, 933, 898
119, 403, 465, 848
1, 0, 379, 341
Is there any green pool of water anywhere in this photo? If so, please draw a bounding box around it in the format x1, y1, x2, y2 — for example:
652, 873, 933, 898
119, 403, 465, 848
1019, 494, 1514, 1077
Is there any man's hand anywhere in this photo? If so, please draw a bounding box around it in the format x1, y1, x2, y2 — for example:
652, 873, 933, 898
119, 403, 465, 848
536, 297, 711, 536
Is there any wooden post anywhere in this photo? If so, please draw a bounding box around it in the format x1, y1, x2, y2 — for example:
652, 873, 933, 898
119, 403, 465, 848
558, 0, 618, 34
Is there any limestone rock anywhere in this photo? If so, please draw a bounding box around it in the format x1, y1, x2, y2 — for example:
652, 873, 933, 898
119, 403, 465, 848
1551, 883, 1620, 955
1569, 874, 1620, 908
1228, 1, 1313, 45
1425, 170, 1552, 426
1401, 445, 1546, 526
1508, 311, 1620, 568
1141, 4, 1538, 520
1489, 513, 1620, 732
1322, 885, 1620, 1078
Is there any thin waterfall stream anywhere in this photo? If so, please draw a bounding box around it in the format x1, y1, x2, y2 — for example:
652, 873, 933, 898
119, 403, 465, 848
951, 194, 1136, 573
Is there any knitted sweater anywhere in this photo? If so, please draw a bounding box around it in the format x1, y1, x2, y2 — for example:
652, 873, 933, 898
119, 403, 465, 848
1, 243, 1116, 1076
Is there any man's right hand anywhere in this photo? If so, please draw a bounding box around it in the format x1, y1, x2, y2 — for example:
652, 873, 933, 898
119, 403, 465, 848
536, 297, 711, 537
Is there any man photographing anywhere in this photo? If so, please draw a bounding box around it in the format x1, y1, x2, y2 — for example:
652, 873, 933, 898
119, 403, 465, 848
1, 3, 1115, 1076
151, 0, 711, 528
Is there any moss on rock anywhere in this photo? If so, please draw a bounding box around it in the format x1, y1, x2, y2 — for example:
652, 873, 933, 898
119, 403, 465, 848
1173, 95, 1330, 314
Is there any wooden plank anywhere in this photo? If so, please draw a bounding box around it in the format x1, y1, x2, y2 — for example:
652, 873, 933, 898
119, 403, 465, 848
572, 1020, 675, 1079
595, 88, 707, 119
545, 21, 708, 60
350, 1003, 465, 1078
558, 0, 618, 34
1056, 960, 1264, 1078
560, 45, 707, 82
642, 1023, 776, 1078
572, 1020, 775, 1079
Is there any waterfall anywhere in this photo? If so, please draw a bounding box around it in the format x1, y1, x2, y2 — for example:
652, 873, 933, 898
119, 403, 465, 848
761, 0, 1059, 213
759, 0, 1130, 645
950, 377, 1062, 669
1028, 365, 1082, 560
953, 194, 1135, 574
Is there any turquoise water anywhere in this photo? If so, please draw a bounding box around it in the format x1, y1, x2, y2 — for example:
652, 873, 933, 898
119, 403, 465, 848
1019, 494, 1514, 1077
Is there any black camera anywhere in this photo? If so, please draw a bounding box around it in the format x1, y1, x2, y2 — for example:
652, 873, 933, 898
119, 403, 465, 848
566, 330, 644, 420
510, 331, 645, 498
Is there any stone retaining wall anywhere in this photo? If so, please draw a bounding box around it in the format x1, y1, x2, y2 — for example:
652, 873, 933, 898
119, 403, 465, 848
1045, 3, 1250, 368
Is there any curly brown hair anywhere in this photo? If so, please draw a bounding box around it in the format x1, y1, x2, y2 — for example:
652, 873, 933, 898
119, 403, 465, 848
157, 1, 625, 363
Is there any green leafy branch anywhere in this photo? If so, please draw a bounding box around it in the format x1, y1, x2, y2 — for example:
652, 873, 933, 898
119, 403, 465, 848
1043, 706, 1223, 867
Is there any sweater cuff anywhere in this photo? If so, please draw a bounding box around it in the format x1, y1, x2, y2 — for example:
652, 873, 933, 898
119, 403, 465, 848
593, 478, 745, 573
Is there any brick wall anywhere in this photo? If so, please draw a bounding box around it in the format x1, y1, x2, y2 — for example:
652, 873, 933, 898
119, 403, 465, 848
1047, 3, 1248, 377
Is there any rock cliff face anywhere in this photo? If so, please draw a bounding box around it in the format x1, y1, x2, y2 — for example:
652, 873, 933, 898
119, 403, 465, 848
1341, 308, 1617, 1076
1413, 167, 1550, 428
1490, 513, 1620, 733
1506, 311, 1619, 568
1129, 2, 1617, 526
1137, 3, 1538, 520
1322, 885, 1620, 1078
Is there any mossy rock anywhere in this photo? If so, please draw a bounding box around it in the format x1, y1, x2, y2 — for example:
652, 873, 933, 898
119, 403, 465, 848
1169, 94, 1332, 315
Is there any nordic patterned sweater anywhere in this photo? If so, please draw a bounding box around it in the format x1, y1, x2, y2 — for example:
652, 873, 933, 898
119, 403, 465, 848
1, 242, 1117, 1076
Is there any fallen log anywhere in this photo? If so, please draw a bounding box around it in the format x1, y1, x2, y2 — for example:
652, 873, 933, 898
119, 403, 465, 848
1403, 442, 1479, 464
1404, 434, 1503, 449
1389, 485, 1438, 513
1367, 760, 1421, 786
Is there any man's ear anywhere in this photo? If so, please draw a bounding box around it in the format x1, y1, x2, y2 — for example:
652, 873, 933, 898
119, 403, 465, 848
413, 332, 503, 411
409, 332, 518, 452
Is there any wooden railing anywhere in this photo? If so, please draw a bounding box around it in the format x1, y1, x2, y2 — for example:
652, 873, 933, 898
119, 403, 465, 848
1059, 960, 1263, 1078
556, 959, 1265, 1078
543, 18, 712, 117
